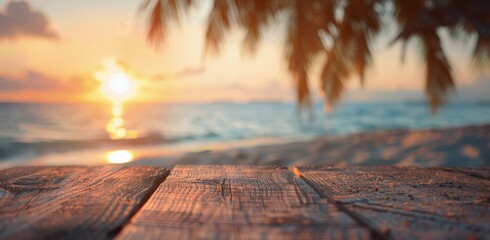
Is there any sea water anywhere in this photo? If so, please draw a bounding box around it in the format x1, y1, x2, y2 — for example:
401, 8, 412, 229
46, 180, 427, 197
1, 102, 489, 162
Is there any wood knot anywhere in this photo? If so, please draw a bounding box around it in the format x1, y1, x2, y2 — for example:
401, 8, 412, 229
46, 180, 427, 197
266, 214, 315, 225
4, 175, 65, 192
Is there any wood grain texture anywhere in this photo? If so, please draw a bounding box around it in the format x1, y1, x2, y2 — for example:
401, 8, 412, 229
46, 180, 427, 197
436, 167, 490, 180
117, 165, 369, 240
0, 166, 169, 240
294, 166, 490, 240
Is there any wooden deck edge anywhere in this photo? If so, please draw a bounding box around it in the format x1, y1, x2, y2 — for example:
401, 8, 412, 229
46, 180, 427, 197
292, 165, 490, 240
110, 167, 171, 239
291, 166, 389, 240
435, 167, 490, 180
294, 165, 490, 180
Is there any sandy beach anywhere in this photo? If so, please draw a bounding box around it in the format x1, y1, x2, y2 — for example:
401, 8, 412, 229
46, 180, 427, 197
125, 124, 490, 168
2, 124, 488, 169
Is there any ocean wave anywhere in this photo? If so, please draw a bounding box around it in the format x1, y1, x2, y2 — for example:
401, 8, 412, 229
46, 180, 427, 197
0, 130, 225, 161
2, 102, 490, 161
0, 133, 175, 160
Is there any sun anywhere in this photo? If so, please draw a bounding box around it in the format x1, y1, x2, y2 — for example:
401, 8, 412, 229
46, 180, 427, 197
102, 72, 134, 100
95, 60, 137, 102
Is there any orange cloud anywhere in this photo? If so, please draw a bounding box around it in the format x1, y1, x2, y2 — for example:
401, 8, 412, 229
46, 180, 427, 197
0, 70, 98, 102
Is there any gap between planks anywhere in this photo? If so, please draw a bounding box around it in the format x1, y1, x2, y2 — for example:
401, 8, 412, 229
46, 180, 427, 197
292, 166, 490, 240
116, 165, 371, 239
115, 165, 407, 239
292, 167, 389, 240
0, 166, 171, 240
106, 168, 170, 239
116, 165, 489, 240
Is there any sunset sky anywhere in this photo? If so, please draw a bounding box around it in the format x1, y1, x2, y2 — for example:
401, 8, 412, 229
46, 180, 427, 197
0, 0, 488, 104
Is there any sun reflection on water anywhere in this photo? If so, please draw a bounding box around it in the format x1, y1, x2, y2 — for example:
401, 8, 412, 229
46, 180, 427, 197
105, 103, 138, 140
105, 104, 138, 164
106, 150, 134, 164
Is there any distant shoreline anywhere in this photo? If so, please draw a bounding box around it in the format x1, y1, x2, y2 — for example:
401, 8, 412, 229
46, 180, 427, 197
1, 100, 489, 105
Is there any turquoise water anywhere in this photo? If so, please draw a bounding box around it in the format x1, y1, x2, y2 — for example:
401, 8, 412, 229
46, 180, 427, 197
0, 102, 489, 160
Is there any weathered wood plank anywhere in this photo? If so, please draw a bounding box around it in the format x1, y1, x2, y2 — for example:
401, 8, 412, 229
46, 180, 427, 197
0, 166, 169, 240
294, 166, 490, 240
436, 167, 490, 180
117, 165, 369, 240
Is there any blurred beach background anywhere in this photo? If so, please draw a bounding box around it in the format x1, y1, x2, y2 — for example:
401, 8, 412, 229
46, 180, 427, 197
0, 0, 489, 168
0, 102, 488, 168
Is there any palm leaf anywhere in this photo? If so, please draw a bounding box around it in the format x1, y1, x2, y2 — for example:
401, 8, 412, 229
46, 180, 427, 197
419, 32, 455, 112
237, 0, 283, 55
141, 0, 196, 47
204, 0, 239, 56
284, 0, 330, 112
141, 0, 489, 114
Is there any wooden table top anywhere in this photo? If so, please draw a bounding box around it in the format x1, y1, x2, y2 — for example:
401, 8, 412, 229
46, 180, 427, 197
0, 165, 489, 240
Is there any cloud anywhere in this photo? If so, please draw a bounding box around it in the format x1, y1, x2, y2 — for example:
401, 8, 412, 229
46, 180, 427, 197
0, 71, 59, 91
212, 80, 292, 101
98, 58, 205, 82
342, 76, 490, 103
0, 1, 58, 40
344, 89, 424, 103
224, 82, 248, 91
0, 70, 91, 92
151, 66, 206, 81
455, 76, 490, 102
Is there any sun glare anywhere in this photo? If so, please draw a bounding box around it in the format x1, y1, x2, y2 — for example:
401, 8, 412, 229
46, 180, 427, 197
101, 72, 135, 102
106, 150, 134, 164
107, 73, 131, 95
95, 59, 137, 103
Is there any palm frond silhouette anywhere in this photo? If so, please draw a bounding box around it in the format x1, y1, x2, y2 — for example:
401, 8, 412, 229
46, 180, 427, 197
141, 0, 490, 112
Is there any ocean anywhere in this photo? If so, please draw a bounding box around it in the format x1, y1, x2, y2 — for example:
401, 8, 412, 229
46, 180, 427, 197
1, 102, 489, 164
